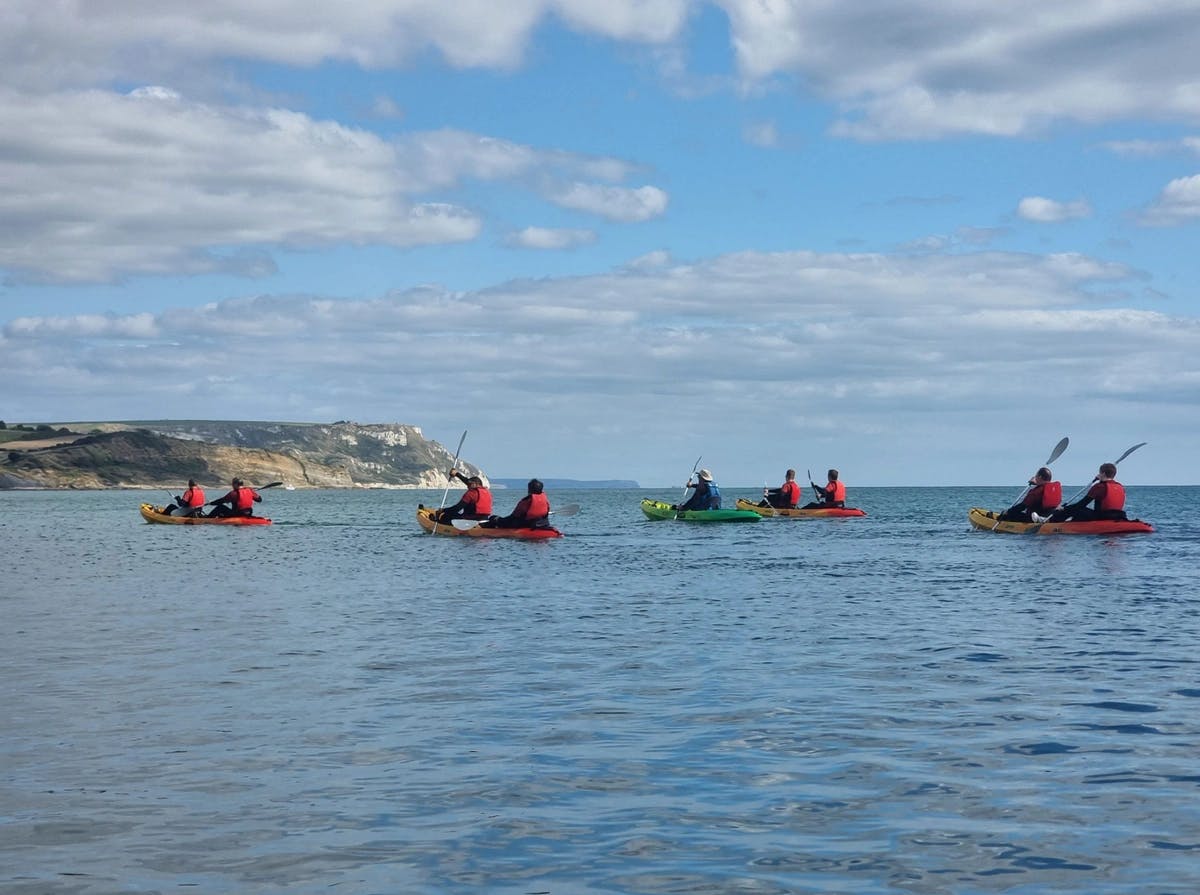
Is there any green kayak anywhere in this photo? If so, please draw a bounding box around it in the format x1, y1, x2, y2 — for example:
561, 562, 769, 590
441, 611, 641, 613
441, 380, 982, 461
640, 498, 760, 523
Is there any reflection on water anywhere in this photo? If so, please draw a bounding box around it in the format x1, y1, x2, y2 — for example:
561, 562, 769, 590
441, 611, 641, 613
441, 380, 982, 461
3, 487, 1199, 894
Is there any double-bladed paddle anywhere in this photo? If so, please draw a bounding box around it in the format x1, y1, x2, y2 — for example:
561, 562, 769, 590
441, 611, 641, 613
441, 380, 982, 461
1060, 442, 1147, 507
991, 437, 1068, 530
450, 503, 581, 531
431, 430, 468, 536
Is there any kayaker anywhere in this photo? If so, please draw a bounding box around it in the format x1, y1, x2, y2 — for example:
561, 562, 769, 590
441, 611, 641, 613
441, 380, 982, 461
674, 468, 721, 511
208, 478, 262, 517
431, 469, 493, 523
760, 469, 801, 508
998, 466, 1062, 522
1046, 462, 1127, 522
163, 479, 206, 517
483, 478, 551, 529
804, 469, 846, 508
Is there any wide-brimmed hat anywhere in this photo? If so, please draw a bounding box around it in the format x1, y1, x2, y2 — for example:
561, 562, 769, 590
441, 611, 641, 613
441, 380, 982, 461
697, 468, 713, 481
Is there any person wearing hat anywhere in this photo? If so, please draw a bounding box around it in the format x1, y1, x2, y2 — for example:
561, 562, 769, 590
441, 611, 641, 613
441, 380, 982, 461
803, 468, 846, 509
674, 468, 722, 511
483, 478, 551, 529
163, 478, 206, 517
208, 477, 263, 518
431, 468, 494, 523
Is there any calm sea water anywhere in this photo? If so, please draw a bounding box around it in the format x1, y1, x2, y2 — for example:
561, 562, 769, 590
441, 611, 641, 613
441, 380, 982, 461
3, 486, 1199, 895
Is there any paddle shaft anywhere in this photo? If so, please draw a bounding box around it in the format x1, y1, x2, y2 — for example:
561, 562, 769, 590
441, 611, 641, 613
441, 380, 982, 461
993, 437, 1069, 530
432, 430, 468, 536
1062, 442, 1146, 506
682, 456, 702, 500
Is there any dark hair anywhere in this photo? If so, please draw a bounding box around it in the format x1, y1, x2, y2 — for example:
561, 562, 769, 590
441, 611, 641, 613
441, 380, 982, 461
528, 478, 544, 494
1036, 467, 1052, 481
1099, 462, 1117, 478
828, 469, 839, 480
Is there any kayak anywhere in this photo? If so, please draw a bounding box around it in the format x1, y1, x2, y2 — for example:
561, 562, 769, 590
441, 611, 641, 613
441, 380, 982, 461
140, 503, 272, 526
416, 506, 562, 539
640, 498, 760, 523
968, 507, 1153, 535
735, 497, 867, 518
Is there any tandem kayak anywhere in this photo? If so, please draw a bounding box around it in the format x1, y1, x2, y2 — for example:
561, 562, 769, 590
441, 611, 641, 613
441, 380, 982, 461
640, 498, 760, 522
735, 497, 867, 518
416, 506, 562, 539
140, 503, 272, 526
968, 507, 1153, 535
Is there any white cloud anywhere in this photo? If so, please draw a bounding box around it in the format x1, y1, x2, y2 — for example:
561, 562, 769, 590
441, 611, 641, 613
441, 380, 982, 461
5, 247, 1195, 483
546, 183, 669, 221
0, 91, 665, 283
718, 0, 1200, 138
506, 227, 597, 249
1017, 196, 1093, 223
1140, 174, 1200, 226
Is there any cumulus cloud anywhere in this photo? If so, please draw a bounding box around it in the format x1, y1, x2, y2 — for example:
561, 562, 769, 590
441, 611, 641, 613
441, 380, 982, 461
1140, 174, 1200, 225
506, 227, 597, 249
718, 0, 1200, 138
1018, 196, 1093, 223
0, 90, 665, 283
546, 183, 669, 221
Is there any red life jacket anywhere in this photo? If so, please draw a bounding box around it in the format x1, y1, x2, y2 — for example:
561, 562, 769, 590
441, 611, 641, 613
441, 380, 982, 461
233, 486, 257, 511
827, 480, 846, 503
465, 486, 493, 515
182, 486, 205, 507
524, 493, 550, 520
1025, 481, 1061, 510
781, 480, 801, 507
1100, 480, 1125, 511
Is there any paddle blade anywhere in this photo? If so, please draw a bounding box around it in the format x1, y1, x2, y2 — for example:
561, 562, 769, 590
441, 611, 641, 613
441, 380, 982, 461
1045, 437, 1069, 466
552, 503, 581, 517
258, 481, 285, 490
450, 519, 480, 530
1113, 442, 1147, 465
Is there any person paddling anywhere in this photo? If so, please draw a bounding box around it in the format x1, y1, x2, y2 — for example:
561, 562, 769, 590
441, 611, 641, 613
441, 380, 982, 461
674, 468, 721, 511
760, 469, 801, 509
431, 469, 493, 524
482, 478, 551, 529
208, 478, 262, 518
998, 466, 1062, 522
163, 478, 205, 517
804, 469, 846, 508
1047, 462, 1127, 522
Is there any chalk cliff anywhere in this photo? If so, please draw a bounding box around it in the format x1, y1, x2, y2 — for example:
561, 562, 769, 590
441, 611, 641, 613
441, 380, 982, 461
0, 421, 485, 489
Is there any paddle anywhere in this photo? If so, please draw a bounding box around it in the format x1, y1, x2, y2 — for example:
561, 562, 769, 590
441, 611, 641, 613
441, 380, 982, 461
807, 468, 824, 502
1061, 442, 1147, 506
682, 455, 702, 500
431, 430, 468, 536
992, 436, 1068, 530
1027, 442, 1147, 533
451, 503, 581, 530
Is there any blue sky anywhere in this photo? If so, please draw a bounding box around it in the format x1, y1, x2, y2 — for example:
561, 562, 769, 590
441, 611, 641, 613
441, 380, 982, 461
3, 1, 1200, 487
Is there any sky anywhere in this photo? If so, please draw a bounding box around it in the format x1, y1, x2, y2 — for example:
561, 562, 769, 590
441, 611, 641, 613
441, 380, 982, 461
3, 1, 1200, 488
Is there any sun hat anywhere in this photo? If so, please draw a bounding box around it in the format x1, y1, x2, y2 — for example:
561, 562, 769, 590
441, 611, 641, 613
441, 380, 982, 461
698, 468, 713, 481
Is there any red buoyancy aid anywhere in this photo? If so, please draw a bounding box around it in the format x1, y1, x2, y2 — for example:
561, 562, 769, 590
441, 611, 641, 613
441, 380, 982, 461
233, 486, 258, 511
182, 486, 205, 507
466, 486, 493, 515
524, 492, 550, 520
781, 480, 801, 507
1025, 481, 1061, 510
1100, 480, 1125, 511
828, 480, 846, 503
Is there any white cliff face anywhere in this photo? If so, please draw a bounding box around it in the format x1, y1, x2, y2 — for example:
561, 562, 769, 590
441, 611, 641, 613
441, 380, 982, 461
1, 421, 488, 490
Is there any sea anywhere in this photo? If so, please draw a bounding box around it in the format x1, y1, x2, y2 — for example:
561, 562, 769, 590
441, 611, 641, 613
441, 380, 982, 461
3, 485, 1199, 895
